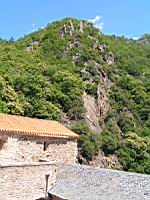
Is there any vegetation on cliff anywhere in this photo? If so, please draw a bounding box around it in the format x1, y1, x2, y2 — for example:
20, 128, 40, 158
0, 18, 149, 174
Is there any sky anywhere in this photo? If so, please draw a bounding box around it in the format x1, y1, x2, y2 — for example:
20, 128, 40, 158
0, 0, 150, 40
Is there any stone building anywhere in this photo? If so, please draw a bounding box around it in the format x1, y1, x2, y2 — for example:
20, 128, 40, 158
0, 162, 57, 200
1, 162, 150, 200
1, 114, 150, 200
0, 113, 79, 165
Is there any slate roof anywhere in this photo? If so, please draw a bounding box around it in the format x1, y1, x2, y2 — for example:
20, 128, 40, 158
0, 113, 79, 139
49, 164, 150, 200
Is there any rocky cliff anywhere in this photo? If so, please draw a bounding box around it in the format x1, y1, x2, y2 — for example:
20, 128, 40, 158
0, 18, 149, 174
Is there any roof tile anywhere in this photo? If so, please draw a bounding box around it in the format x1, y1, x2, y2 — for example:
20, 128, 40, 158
0, 113, 79, 139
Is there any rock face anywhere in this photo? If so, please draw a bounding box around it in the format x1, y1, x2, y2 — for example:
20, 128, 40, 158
60, 20, 75, 37
93, 43, 106, 53
61, 28, 114, 133
79, 21, 84, 33
83, 92, 102, 133
83, 66, 111, 133
102, 52, 115, 65
26, 41, 40, 52
97, 85, 110, 125
65, 39, 80, 55
60, 20, 90, 37
89, 150, 122, 169
83, 86, 110, 133
137, 38, 150, 45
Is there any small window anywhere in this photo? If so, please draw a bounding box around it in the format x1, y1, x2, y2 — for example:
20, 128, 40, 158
43, 141, 47, 151
0, 139, 5, 150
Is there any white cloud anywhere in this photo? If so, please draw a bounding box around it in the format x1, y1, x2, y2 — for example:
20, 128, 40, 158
133, 37, 139, 40
89, 15, 102, 24
95, 22, 104, 30
41, 26, 45, 29
88, 15, 104, 30
32, 23, 35, 27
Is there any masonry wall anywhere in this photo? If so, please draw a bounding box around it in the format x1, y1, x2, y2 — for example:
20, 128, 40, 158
0, 134, 78, 165
0, 162, 56, 200
52, 195, 66, 200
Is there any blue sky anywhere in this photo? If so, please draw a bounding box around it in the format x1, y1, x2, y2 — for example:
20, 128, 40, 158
0, 0, 150, 40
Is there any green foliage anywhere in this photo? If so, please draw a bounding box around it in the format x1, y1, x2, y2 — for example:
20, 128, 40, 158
0, 100, 8, 113
141, 34, 150, 39
117, 113, 135, 134
79, 133, 101, 161
71, 121, 101, 161
117, 132, 150, 174
85, 82, 97, 96
0, 18, 149, 174
101, 131, 119, 154
71, 121, 90, 135
32, 100, 60, 120
134, 127, 150, 137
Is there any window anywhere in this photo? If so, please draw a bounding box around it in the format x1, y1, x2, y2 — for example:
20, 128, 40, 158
0, 137, 8, 150
43, 141, 47, 151
0, 139, 2, 150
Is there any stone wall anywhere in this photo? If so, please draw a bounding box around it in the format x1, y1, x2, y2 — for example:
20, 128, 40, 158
0, 162, 56, 200
52, 195, 66, 200
0, 134, 78, 165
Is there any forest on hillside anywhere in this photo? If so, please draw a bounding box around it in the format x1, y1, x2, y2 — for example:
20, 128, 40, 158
0, 18, 150, 174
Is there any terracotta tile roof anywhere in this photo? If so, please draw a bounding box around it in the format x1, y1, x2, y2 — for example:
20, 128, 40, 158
0, 113, 79, 139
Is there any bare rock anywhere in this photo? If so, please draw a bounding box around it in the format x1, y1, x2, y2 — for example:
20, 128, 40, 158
60, 20, 75, 37
26, 41, 40, 52
26, 46, 33, 52
61, 112, 72, 126
83, 91, 102, 133
83, 81, 110, 133
99, 69, 113, 89
72, 53, 81, 64
78, 20, 89, 33
137, 38, 150, 45
65, 39, 80, 54
97, 84, 110, 124
94, 43, 106, 53
102, 52, 115, 65
69, 20, 74, 31
79, 21, 84, 33
82, 61, 112, 133
31, 41, 39, 46
89, 150, 122, 170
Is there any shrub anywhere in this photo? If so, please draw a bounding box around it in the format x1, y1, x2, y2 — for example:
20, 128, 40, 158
71, 121, 90, 135
117, 132, 150, 174
79, 133, 101, 161
102, 133, 118, 154
85, 82, 97, 96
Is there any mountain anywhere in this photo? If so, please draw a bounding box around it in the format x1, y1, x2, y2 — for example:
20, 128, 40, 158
0, 18, 150, 174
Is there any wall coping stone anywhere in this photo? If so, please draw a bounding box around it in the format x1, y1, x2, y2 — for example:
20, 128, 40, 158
0, 161, 56, 168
